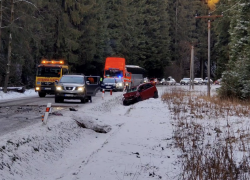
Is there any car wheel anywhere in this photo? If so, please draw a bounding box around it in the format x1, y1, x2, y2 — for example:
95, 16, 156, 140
55, 97, 63, 103
153, 91, 158, 98
123, 100, 129, 106
39, 92, 46, 97
81, 98, 88, 103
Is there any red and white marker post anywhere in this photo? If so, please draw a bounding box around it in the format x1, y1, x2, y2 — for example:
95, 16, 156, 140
102, 89, 105, 100
42, 103, 51, 124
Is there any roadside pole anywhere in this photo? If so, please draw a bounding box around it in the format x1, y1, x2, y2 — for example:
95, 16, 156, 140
191, 45, 194, 90
42, 103, 51, 124
189, 54, 191, 90
195, 14, 223, 97
189, 45, 194, 90
102, 89, 105, 99
208, 20, 211, 97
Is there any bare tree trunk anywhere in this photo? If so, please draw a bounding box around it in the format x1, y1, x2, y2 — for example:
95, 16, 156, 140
200, 58, 204, 79
4, 0, 14, 93
0, 0, 3, 51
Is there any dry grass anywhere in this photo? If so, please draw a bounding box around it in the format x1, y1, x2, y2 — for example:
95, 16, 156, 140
162, 87, 250, 180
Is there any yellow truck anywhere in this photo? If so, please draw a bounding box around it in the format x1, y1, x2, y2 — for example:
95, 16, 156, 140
35, 59, 69, 97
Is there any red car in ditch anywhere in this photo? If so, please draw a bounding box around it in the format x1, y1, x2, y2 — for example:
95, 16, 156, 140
122, 82, 158, 105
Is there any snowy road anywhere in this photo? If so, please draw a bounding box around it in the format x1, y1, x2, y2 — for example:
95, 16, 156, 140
0, 91, 102, 136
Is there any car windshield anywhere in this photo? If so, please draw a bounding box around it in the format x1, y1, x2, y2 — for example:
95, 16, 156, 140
115, 78, 122, 83
60, 76, 84, 84
103, 78, 115, 83
37, 67, 61, 77
105, 69, 123, 77
183, 78, 190, 80
126, 87, 137, 92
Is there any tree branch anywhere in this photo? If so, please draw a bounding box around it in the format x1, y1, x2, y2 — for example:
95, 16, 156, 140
14, 0, 38, 9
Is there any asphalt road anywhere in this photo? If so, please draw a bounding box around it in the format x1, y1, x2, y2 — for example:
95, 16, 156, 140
0, 93, 101, 137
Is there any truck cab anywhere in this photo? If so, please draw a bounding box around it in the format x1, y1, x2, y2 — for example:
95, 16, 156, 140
35, 59, 69, 97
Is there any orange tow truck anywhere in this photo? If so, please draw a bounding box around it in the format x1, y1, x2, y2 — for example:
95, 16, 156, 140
35, 59, 69, 97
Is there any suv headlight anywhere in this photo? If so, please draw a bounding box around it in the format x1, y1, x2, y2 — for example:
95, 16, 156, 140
77, 87, 84, 92
56, 86, 62, 91
116, 82, 123, 87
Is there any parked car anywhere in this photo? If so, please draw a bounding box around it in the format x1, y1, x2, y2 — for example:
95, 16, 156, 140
100, 78, 123, 91
143, 77, 149, 83
149, 78, 159, 85
54, 75, 100, 103
160, 78, 166, 85
203, 77, 213, 85
193, 78, 203, 85
164, 77, 176, 85
122, 82, 158, 105
180, 78, 191, 85
214, 78, 222, 85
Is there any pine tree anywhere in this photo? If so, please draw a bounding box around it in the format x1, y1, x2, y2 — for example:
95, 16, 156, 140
219, 0, 250, 99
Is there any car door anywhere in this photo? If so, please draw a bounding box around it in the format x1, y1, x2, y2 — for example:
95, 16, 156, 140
84, 76, 101, 96
145, 83, 155, 98
138, 84, 147, 100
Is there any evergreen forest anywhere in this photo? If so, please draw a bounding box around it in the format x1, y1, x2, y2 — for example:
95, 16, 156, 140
0, 0, 249, 99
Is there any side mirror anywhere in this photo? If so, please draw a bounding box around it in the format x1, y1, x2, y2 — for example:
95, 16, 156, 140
86, 81, 90, 85
55, 80, 58, 84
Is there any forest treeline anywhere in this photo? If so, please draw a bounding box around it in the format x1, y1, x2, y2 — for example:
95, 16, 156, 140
0, 0, 249, 99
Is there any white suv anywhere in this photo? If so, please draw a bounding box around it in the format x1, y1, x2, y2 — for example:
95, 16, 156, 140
164, 77, 176, 85
193, 78, 203, 85
180, 78, 191, 85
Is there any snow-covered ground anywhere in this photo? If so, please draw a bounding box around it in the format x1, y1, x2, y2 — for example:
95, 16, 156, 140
0, 89, 37, 101
1, 85, 248, 179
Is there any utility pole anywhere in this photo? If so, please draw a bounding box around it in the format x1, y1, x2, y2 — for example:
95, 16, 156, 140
191, 45, 194, 90
195, 14, 223, 97
189, 45, 194, 90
